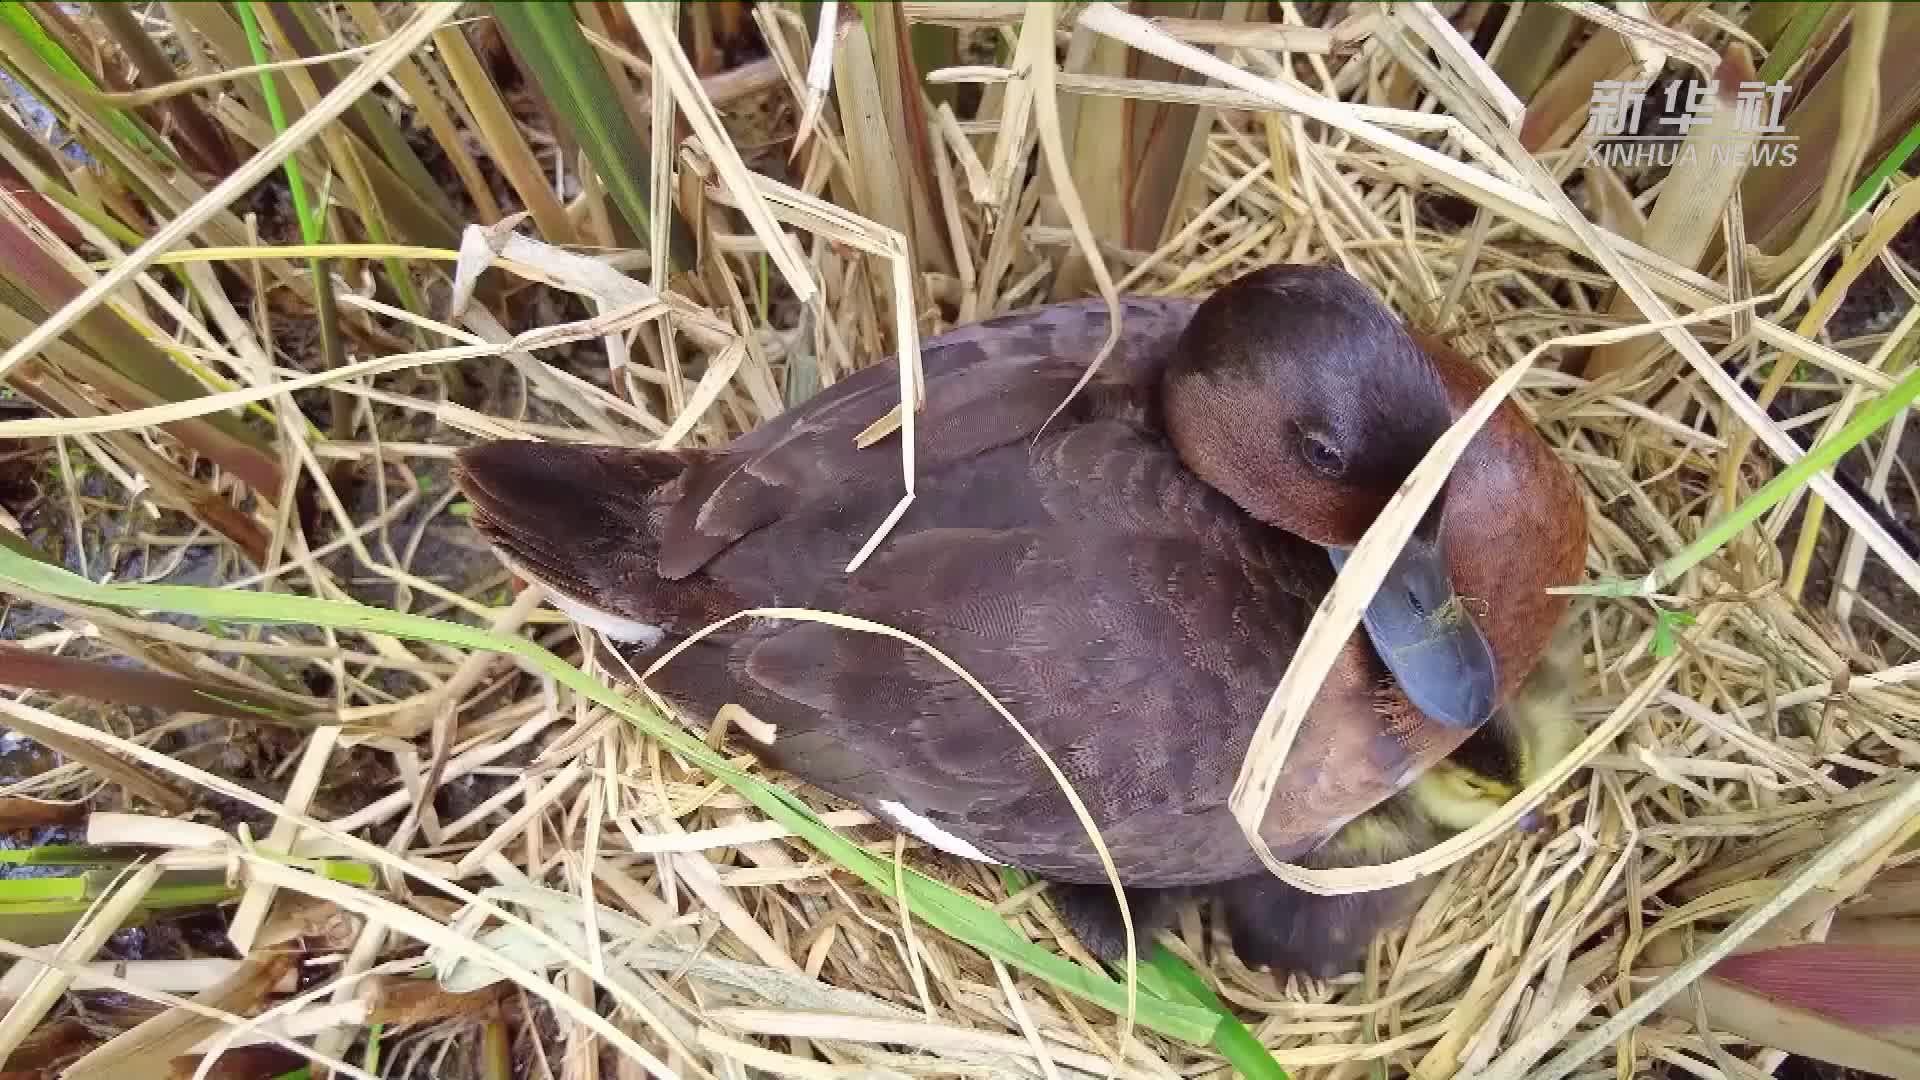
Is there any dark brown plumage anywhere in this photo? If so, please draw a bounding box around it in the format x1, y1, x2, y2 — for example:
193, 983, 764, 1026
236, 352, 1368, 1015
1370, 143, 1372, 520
453, 264, 1588, 974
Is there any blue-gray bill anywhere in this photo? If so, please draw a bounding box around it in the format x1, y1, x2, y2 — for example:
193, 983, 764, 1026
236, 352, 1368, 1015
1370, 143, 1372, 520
1328, 536, 1498, 730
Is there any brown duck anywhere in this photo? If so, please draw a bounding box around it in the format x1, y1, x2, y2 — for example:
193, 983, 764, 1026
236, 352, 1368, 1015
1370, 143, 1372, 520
454, 264, 1588, 974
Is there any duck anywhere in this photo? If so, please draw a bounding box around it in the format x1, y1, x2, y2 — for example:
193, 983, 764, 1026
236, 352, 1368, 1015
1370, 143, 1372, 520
1048, 614, 1589, 977
452, 263, 1589, 971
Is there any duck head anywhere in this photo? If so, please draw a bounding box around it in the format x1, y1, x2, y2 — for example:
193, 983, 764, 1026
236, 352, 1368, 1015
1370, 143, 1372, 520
1161, 265, 1497, 730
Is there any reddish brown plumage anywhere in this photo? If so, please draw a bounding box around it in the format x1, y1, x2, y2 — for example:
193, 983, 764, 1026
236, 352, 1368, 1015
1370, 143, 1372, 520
1423, 332, 1588, 707
1242, 332, 1592, 856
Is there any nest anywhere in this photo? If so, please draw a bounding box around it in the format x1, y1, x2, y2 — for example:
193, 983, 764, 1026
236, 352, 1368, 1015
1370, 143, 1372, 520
1, 3, 1917, 1079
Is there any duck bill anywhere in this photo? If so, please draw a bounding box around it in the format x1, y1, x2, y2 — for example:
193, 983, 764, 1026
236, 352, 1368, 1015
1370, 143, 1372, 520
1327, 533, 1498, 730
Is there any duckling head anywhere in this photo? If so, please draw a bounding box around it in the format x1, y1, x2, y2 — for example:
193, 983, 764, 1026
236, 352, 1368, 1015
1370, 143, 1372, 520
1404, 623, 1586, 833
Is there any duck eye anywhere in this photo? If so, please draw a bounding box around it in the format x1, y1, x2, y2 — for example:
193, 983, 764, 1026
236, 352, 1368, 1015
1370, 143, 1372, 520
1300, 433, 1345, 477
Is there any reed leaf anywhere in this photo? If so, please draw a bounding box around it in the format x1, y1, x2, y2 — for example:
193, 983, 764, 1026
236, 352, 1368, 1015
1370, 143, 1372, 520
1743, 2, 1920, 254
236, 0, 349, 437
246, 3, 461, 256
0, 2, 164, 161
435, 21, 577, 244
1490, 3, 1577, 101
849, 0, 951, 275
1851, 115, 1920, 212
1659, 963, 1920, 1076
1142, 945, 1289, 1080
341, 3, 503, 225
1755, 0, 1837, 84
832, 16, 934, 312
161, 1, 270, 118
1520, 1, 1705, 153
1586, 45, 1758, 380
0, 644, 307, 724
488, 2, 692, 265
90, 2, 234, 176
260, 1, 461, 230
0, 219, 284, 499
0, 862, 371, 948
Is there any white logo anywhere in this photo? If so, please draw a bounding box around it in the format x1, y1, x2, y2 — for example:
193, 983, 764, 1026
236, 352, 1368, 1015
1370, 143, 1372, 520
1584, 79, 1798, 168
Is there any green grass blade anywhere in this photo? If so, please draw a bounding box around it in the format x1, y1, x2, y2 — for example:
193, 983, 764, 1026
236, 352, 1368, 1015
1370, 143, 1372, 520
1755, 1, 1835, 85
489, 3, 693, 266
1143, 944, 1291, 1080
236, 1, 350, 431
0, 1, 165, 161
996, 866, 1287, 1075
0, 845, 373, 885
263, 0, 461, 231
0, 877, 87, 904
0, 542, 1223, 1046
0, 845, 121, 866
1849, 118, 1920, 214
235, 2, 318, 243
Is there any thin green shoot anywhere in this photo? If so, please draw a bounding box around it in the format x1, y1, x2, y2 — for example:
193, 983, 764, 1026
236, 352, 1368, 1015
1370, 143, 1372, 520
1756, 2, 1834, 85
235, 2, 321, 246
1849, 118, 1920, 214
0, 2, 163, 159
1561, 357, 1920, 598
1650, 607, 1696, 658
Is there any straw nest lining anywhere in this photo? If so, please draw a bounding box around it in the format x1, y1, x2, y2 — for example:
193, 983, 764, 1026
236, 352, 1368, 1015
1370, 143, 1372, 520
2, 2, 1918, 1079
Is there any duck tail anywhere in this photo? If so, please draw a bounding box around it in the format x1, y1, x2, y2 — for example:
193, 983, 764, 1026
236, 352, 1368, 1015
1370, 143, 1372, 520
1211, 871, 1421, 979
453, 440, 724, 642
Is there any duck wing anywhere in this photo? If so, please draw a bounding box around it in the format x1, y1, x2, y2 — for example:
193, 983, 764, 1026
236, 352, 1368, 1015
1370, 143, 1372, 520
649, 297, 1199, 580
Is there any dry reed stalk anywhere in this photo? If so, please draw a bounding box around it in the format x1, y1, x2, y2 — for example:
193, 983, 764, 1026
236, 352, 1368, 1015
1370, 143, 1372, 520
1584, 44, 1762, 380
4, 3, 1920, 1078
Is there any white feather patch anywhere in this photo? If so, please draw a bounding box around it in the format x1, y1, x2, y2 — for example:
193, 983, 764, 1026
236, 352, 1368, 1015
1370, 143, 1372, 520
877, 800, 1004, 864
547, 591, 665, 647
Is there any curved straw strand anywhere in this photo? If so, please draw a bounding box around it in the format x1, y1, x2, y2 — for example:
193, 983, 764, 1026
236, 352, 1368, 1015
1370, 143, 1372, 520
635, 604, 1142, 1050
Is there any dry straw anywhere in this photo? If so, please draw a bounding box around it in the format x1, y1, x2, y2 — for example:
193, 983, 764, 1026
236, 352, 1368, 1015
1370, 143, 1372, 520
3, 3, 1919, 1079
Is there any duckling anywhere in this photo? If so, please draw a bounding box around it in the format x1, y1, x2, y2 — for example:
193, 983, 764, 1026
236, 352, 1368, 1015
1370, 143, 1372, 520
453, 264, 1588, 972
1053, 620, 1587, 976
